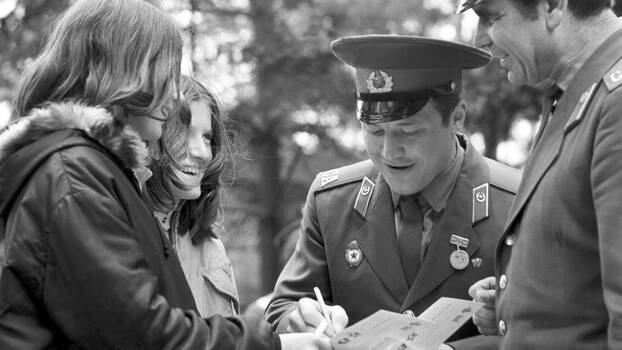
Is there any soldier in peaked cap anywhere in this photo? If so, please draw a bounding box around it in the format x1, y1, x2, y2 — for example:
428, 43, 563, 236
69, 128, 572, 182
266, 35, 521, 349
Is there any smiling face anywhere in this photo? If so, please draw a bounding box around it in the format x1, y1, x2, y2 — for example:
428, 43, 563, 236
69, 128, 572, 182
169, 101, 214, 201
472, 0, 555, 86
362, 100, 461, 196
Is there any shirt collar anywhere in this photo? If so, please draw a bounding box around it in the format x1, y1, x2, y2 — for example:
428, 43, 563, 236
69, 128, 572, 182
131, 166, 153, 192
392, 137, 465, 212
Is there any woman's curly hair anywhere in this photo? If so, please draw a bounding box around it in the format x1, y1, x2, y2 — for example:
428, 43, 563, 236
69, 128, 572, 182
147, 76, 231, 244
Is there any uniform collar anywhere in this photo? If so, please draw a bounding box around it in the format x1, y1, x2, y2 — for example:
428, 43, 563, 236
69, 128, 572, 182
392, 136, 465, 212
546, 18, 622, 94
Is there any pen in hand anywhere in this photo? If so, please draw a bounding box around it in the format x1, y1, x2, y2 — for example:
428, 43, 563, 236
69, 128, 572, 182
313, 286, 336, 337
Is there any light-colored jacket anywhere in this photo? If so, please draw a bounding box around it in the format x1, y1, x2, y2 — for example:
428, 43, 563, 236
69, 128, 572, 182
173, 232, 240, 318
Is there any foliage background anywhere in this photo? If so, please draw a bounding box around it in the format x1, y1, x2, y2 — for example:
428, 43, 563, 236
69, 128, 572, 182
2, 0, 620, 310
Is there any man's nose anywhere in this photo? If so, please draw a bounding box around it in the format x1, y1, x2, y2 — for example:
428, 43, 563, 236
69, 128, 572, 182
473, 21, 492, 50
382, 134, 405, 161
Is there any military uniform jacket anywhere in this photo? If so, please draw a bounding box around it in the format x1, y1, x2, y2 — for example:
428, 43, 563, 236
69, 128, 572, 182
267, 137, 519, 345
495, 28, 622, 349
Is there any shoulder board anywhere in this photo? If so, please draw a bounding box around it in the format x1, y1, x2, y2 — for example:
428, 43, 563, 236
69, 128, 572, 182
310, 160, 375, 193
604, 56, 622, 92
484, 158, 521, 195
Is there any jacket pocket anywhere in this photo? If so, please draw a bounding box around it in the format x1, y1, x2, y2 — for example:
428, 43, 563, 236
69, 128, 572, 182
200, 266, 240, 313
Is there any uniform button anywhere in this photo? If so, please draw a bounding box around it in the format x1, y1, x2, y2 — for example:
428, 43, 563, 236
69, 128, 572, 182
499, 274, 507, 290
505, 233, 515, 246
402, 309, 415, 317
498, 320, 506, 336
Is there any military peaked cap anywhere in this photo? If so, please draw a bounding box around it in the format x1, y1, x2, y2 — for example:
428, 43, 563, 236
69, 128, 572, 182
330, 34, 490, 124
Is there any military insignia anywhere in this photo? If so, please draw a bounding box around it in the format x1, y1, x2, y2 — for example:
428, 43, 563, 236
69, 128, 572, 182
605, 57, 622, 91
610, 70, 622, 84
505, 233, 515, 246
471, 257, 483, 268
472, 183, 489, 224
565, 83, 597, 132
366, 70, 394, 93
449, 234, 470, 270
353, 177, 375, 217
450, 249, 469, 270
450, 234, 470, 248
320, 169, 339, 188
345, 240, 363, 267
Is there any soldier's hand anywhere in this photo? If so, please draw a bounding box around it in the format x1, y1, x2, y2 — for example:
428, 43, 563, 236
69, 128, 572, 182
285, 297, 348, 337
468, 276, 497, 335
279, 332, 332, 350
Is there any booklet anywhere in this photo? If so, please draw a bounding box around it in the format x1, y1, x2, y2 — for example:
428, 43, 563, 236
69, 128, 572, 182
330, 297, 482, 350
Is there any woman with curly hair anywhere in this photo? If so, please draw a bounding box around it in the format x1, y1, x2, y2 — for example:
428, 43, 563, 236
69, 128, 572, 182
147, 76, 239, 318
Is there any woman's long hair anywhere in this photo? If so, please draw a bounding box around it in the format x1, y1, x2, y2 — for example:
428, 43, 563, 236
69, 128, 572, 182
147, 76, 232, 244
12, 0, 182, 121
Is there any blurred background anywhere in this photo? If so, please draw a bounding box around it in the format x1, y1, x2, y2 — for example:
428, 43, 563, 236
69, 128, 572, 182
2, 0, 621, 311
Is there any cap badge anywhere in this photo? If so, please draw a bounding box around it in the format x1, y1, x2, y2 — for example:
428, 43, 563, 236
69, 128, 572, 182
345, 240, 363, 267
367, 70, 394, 93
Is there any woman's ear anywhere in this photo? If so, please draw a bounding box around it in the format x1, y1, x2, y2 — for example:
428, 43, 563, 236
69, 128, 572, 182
450, 100, 466, 132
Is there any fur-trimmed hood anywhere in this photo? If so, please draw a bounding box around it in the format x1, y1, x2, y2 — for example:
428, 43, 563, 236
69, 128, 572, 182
0, 103, 149, 221
0, 102, 147, 168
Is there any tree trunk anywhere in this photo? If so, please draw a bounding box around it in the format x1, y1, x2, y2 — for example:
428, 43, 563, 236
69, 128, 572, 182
249, 0, 283, 294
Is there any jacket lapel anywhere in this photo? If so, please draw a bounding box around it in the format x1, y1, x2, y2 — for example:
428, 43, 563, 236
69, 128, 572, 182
401, 173, 480, 309
505, 28, 622, 232
355, 174, 410, 303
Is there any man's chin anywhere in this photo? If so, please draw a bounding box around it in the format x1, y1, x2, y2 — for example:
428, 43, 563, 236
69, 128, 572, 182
383, 178, 420, 196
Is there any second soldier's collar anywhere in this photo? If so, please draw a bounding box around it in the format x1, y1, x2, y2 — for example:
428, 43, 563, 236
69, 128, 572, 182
545, 18, 622, 93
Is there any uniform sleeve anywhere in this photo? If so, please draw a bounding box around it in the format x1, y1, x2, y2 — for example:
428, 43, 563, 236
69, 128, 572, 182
266, 185, 332, 332
591, 88, 622, 348
47, 189, 278, 350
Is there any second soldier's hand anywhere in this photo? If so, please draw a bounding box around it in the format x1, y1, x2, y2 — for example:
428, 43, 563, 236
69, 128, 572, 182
468, 276, 497, 335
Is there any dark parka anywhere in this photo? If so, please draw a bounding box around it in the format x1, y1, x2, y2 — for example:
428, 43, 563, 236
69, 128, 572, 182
0, 103, 278, 350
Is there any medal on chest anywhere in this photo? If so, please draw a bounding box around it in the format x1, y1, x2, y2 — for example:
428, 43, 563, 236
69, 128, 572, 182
449, 234, 470, 270
345, 240, 363, 267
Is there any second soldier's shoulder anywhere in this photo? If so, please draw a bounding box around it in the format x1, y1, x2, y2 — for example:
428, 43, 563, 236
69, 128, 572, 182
483, 157, 522, 195
310, 159, 376, 193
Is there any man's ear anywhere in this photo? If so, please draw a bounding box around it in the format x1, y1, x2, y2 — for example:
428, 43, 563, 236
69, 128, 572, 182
450, 100, 466, 132
543, 0, 565, 30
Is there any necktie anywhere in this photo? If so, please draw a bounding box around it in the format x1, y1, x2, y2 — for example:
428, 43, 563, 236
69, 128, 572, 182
416, 195, 434, 259
533, 84, 563, 148
397, 195, 423, 286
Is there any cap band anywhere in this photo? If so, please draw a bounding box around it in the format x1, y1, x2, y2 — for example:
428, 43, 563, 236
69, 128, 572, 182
355, 82, 457, 124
